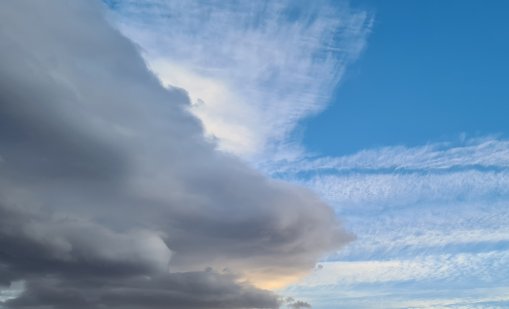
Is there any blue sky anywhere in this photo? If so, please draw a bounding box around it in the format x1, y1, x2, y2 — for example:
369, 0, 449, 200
305, 0, 509, 155
106, 0, 509, 308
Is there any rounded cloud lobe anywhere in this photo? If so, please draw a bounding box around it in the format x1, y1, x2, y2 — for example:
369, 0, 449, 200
0, 1, 351, 308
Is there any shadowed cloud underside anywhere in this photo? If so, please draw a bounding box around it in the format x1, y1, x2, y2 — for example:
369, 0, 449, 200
0, 1, 352, 308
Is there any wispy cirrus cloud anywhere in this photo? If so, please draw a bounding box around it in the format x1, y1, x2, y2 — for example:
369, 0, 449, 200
303, 170, 509, 209
267, 137, 509, 208
276, 137, 509, 308
267, 137, 509, 175
270, 138, 509, 256
286, 285, 509, 309
297, 250, 509, 286
105, 0, 373, 159
285, 252, 509, 308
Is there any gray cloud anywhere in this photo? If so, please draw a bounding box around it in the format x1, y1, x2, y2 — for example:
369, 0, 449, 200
0, 0, 351, 307
288, 301, 312, 309
5, 272, 280, 309
283, 298, 312, 309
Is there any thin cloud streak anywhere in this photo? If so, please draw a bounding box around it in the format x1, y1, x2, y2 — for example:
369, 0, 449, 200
304, 170, 509, 208
285, 253, 509, 308
298, 250, 509, 286
265, 137, 509, 212
274, 137, 509, 307
267, 137, 509, 175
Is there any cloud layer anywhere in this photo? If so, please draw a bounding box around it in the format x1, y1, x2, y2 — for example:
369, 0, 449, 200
274, 138, 509, 308
0, 1, 352, 308
106, 0, 372, 159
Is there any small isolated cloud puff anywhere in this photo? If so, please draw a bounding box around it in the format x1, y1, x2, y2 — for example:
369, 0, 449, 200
284, 297, 312, 309
0, 0, 351, 308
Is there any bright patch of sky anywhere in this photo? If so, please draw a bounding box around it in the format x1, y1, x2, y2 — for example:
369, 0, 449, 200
105, 0, 509, 308
0, 282, 24, 308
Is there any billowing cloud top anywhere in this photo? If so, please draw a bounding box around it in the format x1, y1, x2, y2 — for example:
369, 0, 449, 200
0, 1, 351, 308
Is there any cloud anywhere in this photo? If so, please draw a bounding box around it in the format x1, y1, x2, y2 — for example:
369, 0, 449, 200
288, 300, 312, 309
0, 205, 172, 279
106, 0, 373, 159
269, 136, 509, 265
286, 285, 509, 309
302, 170, 509, 209
265, 137, 509, 211
0, 0, 351, 307
0, 282, 23, 305
286, 252, 509, 308
5, 272, 280, 309
273, 137, 509, 308
298, 251, 509, 286
267, 137, 509, 175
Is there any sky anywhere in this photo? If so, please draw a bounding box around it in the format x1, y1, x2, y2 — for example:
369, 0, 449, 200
1, 1, 508, 309
304, 0, 509, 155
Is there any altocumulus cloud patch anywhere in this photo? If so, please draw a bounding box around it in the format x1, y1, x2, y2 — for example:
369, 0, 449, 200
0, 1, 352, 308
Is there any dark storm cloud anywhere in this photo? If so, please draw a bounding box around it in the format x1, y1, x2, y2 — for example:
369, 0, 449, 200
5, 272, 279, 309
288, 301, 312, 309
0, 204, 170, 279
0, 0, 352, 307
283, 298, 312, 309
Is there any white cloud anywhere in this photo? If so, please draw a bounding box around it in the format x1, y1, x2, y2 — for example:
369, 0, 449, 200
264, 137, 509, 210
389, 293, 509, 309
270, 137, 509, 262
268, 137, 509, 175
296, 251, 509, 287
107, 0, 373, 159
0, 282, 24, 305
284, 252, 509, 309
273, 137, 509, 307
303, 170, 509, 209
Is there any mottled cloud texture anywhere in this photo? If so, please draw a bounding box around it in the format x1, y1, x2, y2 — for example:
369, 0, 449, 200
107, 0, 372, 159
0, 1, 351, 308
